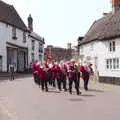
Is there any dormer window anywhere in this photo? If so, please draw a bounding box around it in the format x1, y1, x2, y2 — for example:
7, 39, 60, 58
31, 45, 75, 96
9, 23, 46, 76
109, 41, 116, 52
12, 27, 17, 40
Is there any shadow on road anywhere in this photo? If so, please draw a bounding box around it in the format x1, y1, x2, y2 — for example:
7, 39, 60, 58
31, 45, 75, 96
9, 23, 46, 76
48, 90, 61, 94
88, 88, 104, 93
81, 94, 96, 97
0, 74, 32, 81
68, 98, 83, 102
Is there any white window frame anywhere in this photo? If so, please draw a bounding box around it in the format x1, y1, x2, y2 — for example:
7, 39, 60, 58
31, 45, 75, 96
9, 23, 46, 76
109, 41, 116, 52
106, 58, 120, 70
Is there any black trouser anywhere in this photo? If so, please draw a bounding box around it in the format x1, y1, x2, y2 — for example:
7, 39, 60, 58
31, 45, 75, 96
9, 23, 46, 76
48, 72, 52, 85
83, 77, 89, 90
38, 78, 41, 87
33, 74, 38, 84
41, 79, 48, 91
34, 74, 41, 86
57, 78, 61, 91
77, 72, 80, 88
61, 74, 67, 91
52, 77, 56, 87
69, 79, 80, 94
10, 72, 14, 81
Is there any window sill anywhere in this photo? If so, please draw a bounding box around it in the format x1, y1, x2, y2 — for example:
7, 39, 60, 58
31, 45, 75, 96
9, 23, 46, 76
105, 69, 120, 71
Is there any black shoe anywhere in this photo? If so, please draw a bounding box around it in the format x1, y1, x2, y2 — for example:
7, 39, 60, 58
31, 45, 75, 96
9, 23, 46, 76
46, 89, 48, 92
85, 88, 88, 91
64, 89, 67, 92
77, 91, 81, 95
59, 88, 62, 91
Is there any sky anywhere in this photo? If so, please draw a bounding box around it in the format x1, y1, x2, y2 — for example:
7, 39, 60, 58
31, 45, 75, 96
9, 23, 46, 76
3, 0, 111, 48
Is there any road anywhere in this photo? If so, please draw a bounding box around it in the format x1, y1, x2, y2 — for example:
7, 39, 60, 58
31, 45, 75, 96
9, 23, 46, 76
0, 77, 120, 120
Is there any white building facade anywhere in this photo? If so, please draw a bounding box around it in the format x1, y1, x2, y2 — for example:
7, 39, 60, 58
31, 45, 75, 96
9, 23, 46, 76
0, 1, 44, 72
28, 32, 45, 68
79, 39, 120, 81
78, 1, 120, 84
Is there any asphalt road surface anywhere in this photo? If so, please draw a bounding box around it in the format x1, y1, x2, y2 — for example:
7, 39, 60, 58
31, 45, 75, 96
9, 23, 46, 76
0, 77, 120, 120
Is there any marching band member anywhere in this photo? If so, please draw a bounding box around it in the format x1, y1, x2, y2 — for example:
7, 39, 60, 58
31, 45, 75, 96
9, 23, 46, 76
51, 62, 56, 87
31, 59, 94, 95
55, 63, 62, 91
51, 61, 62, 91
39, 61, 49, 92
32, 61, 39, 85
48, 61, 54, 86
75, 61, 81, 88
60, 62, 67, 91
68, 60, 81, 95
80, 65, 89, 91
80, 63, 94, 91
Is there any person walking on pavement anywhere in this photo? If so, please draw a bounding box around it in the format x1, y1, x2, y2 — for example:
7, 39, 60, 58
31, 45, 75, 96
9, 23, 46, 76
9, 64, 15, 81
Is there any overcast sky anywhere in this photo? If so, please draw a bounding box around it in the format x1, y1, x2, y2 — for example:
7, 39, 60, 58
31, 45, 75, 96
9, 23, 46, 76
4, 0, 111, 48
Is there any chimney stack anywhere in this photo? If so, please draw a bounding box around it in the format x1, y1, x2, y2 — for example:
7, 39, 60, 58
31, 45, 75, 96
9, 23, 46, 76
112, 0, 120, 13
28, 14, 33, 32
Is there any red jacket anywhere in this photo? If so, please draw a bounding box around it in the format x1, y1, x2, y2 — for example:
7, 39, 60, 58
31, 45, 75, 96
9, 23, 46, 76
56, 65, 61, 79
80, 66, 89, 78
61, 64, 67, 75
68, 65, 77, 80
32, 63, 39, 75
40, 63, 49, 80
52, 65, 61, 79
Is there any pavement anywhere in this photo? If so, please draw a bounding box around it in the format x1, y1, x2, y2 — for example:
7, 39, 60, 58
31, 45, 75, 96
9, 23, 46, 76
0, 77, 120, 120
0, 107, 12, 120
0, 73, 32, 80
